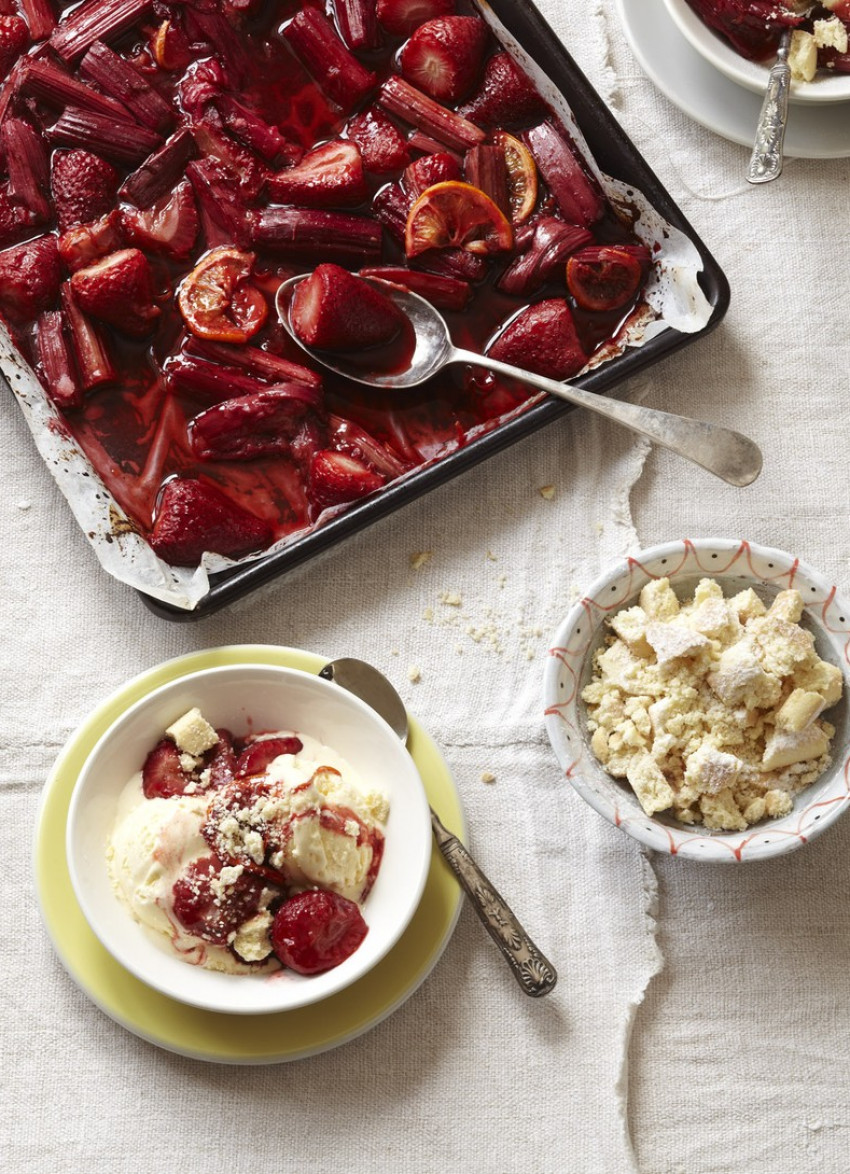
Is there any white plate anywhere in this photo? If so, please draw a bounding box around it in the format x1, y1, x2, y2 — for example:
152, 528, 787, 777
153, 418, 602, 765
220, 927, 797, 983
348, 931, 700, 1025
615, 0, 850, 158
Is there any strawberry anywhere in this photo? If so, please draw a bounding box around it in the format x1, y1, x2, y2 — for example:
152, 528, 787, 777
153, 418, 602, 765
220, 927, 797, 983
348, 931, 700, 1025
120, 181, 199, 260
267, 140, 368, 208
400, 16, 488, 104
70, 248, 160, 337
189, 386, 321, 462
0, 234, 61, 324
0, 188, 33, 247
291, 263, 406, 351
0, 15, 28, 80
308, 449, 385, 509
376, 0, 455, 37
458, 51, 545, 128
58, 211, 124, 273
142, 738, 191, 798
345, 107, 410, 174
172, 855, 268, 946
149, 476, 274, 565
486, 299, 587, 381
235, 736, 304, 778
50, 150, 119, 233
271, 890, 368, 974
403, 151, 461, 198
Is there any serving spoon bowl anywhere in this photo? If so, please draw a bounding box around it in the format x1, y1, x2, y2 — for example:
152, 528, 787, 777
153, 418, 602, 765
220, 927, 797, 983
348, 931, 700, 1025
276, 274, 762, 488
319, 657, 558, 997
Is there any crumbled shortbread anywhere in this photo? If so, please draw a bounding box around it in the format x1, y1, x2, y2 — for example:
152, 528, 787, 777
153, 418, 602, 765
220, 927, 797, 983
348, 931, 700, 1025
582, 579, 842, 830
538, 485, 555, 500
789, 29, 818, 82
166, 707, 219, 756
408, 665, 421, 683
480, 771, 496, 784
410, 551, 432, 570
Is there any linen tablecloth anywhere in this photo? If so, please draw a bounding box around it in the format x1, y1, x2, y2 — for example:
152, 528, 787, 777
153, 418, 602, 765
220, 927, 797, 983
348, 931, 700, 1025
4, 2, 850, 1171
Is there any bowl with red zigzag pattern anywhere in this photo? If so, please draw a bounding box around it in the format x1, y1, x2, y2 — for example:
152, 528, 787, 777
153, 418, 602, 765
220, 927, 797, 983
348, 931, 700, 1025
543, 538, 850, 861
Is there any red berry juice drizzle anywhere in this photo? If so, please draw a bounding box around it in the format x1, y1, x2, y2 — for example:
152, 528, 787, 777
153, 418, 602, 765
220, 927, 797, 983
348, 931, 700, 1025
4, 0, 651, 549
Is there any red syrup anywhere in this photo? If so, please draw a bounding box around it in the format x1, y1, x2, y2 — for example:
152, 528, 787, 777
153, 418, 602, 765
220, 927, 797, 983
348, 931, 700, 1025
1, 0, 655, 559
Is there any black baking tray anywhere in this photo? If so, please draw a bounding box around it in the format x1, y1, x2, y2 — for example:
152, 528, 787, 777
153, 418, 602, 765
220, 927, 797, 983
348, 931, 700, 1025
88, 0, 735, 619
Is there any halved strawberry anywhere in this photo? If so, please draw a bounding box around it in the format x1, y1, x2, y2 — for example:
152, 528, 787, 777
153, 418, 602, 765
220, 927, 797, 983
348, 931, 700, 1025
149, 476, 274, 566
309, 449, 386, 509
0, 234, 61, 324
188, 385, 321, 461
235, 736, 304, 778
267, 140, 368, 208
50, 150, 119, 234
458, 51, 545, 128
0, 188, 33, 247
70, 248, 160, 337
142, 738, 191, 798
487, 299, 587, 381
172, 854, 269, 946
120, 181, 199, 260
400, 16, 488, 104
403, 151, 461, 198
291, 263, 406, 350
58, 211, 124, 273
376, 0, 455, 37
0, 15, 28, 80
346, 107, 410, 174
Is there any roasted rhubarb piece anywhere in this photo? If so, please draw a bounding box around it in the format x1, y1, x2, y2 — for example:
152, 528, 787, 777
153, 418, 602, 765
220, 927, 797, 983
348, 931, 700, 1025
334, 0, 379, 51
17, 0, 54, 42
359, 266, 470, 312
60, 281, 115, 389
487, 299, 587, 381
566, 244, 649, 312
79, 41, 173, 131
189, 385, 322, 461
51, 149, 119, 232
0, 193, 32, 247
119, 128, 195, 209
400, 16, 488, 103
2, 118, 51, 222
213, 94, 299, 165
149, 477, 273, 566
267, 140, 368, 208
283, 7, 377, 112
165, 353, 274, 401
405, 180, 513, 257
36, 310, 82, 410
463, 144, 510, 220
58, 211, 123, 272
253, 208, 382, 261
18, 57, 132, 121
49, 0, 153, 63
185, 159, 253, 250
291, 264, 406, 351
327, 414, 409, 478
309, 450, 385, 510
497, 216, 593, 297
184, 338, 322, 389
178, 247, 267, 343
0, 235, 61, 323
523, 121, 604, 229
379, 76, 485, 151
70, 248, 160, 337
48, 106, 161, 166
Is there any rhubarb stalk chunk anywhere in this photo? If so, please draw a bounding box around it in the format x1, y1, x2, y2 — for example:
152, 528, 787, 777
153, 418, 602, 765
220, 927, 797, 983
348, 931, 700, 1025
283, 8, 376, 112
522, 121, 604, 229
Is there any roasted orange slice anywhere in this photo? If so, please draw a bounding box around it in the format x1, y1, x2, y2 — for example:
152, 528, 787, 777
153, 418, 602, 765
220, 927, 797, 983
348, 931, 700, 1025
178, 246, 268, 343
493, 131, 537, 224
404, 180, 513, 257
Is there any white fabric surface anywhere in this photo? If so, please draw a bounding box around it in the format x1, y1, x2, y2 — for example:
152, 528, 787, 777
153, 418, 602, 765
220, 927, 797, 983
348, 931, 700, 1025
3, 2, 850, 1172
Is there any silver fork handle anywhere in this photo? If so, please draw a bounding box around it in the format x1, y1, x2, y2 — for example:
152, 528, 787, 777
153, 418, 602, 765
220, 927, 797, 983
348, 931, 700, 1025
747, 43, 792, 184
431, 808, 557, 997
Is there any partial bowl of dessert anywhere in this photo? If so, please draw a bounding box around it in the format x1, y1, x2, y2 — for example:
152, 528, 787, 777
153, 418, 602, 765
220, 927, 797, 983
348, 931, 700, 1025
543, 538, 850, 861
66, 661, 432, 1013
662, 0, 850, 102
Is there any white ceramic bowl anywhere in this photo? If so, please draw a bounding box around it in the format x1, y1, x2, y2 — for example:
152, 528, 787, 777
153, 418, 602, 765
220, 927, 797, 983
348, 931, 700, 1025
543, 539, 850, 862
66, 662, 432, 1013
663, 0, 850, 104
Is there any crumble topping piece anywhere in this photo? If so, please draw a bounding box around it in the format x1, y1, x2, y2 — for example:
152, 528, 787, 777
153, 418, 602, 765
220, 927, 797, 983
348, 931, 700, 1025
582, 578, 842, 830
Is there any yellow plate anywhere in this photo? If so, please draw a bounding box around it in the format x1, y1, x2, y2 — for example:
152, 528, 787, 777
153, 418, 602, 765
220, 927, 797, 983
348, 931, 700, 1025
34, 645, 465, 1063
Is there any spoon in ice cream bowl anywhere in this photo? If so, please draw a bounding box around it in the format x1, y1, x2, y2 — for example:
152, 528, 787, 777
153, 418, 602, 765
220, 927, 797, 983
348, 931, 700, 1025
319, 657, 558, 998
276, 274, 762, 489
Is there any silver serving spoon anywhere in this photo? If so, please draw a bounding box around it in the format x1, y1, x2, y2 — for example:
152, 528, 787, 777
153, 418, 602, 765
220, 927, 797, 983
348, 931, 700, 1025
319, 657, 558, 997
276, 276, 762, 488
747, 27, 794, 184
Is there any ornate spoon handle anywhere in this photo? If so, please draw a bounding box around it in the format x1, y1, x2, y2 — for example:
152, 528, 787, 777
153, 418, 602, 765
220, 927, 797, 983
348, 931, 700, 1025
747, 32, 792, 184
430, 808, 557, 997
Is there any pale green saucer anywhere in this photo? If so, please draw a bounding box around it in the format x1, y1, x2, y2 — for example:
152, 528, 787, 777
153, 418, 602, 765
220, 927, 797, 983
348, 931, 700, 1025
35, 645, 465, 1064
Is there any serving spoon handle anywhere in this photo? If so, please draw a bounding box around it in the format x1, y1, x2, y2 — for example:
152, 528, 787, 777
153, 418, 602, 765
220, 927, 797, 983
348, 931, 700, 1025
430, 808, 558, 997
449, 346, 762, 488
747, 28, 793, 184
